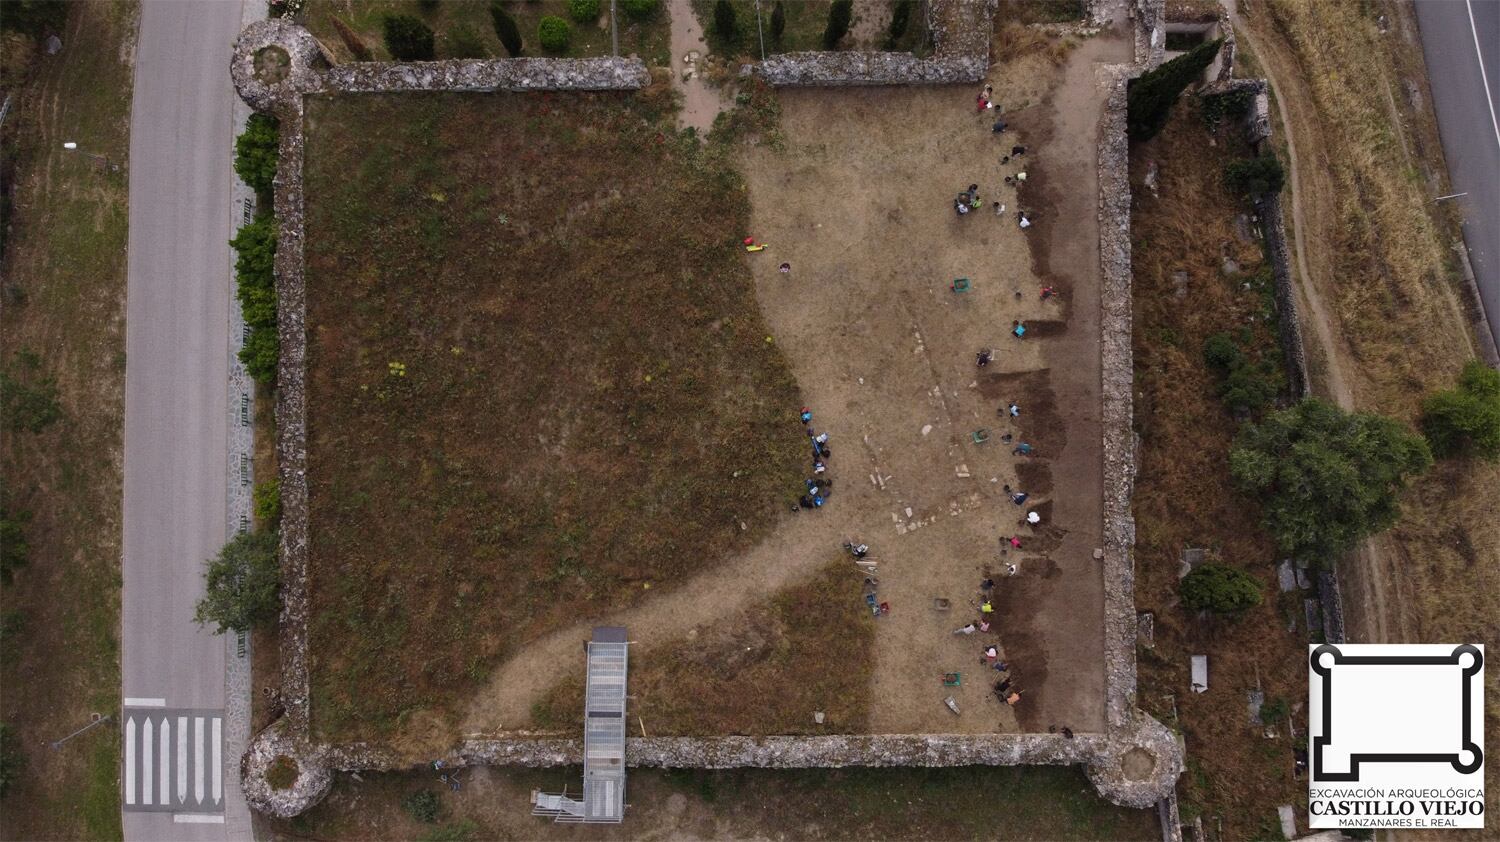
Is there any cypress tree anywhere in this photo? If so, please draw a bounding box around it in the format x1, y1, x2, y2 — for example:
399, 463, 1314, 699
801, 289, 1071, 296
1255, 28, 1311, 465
770, 1, 785, 44
489, 2, 523, 56
713, 0, 737, 42
887, 0, 914, 47
382, 14, 436, 61
823, 0, 852, 50
1127, 38, 1222, 142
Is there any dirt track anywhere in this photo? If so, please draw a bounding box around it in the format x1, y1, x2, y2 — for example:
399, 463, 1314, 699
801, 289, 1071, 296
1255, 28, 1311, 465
464, 33, 1131, 738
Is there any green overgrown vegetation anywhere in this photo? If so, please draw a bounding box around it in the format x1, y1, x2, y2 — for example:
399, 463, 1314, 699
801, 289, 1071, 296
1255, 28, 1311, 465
1202, 331, 1281, 415
0, 722, 22, 799
301, 92, 804, 744
1420, 360, 1500, 461
1127, 38, 1223, 141
1230, 398, 1432, 562
0, 349, 61, 434
537, 14, 570, 52
0, 506, 29, 585
567, 0, 599, 23
253, 478, 282, 524
1223, 152, 1285, 197
1180, 563, 1263, 614
193, 529, 282, 634
233, 113, 279, 204
230, 215, 279, 383
401, 789, 441, 823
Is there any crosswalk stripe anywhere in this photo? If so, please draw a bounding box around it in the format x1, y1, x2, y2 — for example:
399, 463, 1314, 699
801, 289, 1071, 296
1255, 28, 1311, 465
177, 715, 187, 803
159, 717, 170, 807
142, 718, 153, 805
194, 717, 205, 805
123, 707, 224, 813
211, 717, 222, 804
124, 717, 136, 805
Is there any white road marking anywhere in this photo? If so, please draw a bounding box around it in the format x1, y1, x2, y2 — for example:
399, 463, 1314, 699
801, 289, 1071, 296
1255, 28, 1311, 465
211, 717, 222, 804
1465, 0, 1500, 149
194, 717, 205, 804
177, 716, 187, 803
124, 717, 136, 805
159, 717, 170, 806
124, 697, 167, 707
173, 814, 227, 824
142, 717, 153, 805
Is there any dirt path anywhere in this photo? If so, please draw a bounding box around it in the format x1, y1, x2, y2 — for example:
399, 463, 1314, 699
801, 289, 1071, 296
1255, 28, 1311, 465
665, 0, 727, 134
1226, 4, 1407, 645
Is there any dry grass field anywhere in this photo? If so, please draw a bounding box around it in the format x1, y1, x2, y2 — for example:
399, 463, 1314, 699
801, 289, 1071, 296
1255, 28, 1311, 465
0, 3, 135, 839
300, 90, 806, 745
1243, 0, 1500, 806
1129, 98, 1306, 841
532, 556, 874, 736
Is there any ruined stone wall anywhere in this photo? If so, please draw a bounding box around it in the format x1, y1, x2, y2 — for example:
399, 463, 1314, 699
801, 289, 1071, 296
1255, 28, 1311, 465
1135, 0, 1166, 68
746, 0, 993, 86
1097, 66, 1141, 734
1259, 191, 1311, 400
232, 9, 1184, 818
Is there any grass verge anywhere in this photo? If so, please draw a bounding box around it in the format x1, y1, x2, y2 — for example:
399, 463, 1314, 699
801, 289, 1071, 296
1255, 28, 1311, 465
0, 2, 136, 839
260, 763, 1158, 840
531, 556, 874, 735
301, 90, 805, 745
1247, 0, 1500, 805
1129, 98, 1306, 840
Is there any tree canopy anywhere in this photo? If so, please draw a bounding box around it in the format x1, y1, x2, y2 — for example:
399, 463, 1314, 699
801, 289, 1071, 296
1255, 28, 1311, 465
1421, 360, 1500, 461
383, 14, 436, 61
233, 114, 279, 200
194, 530, 281, 634
1127, 38, 1222, 142
1229, 398, 1431, 562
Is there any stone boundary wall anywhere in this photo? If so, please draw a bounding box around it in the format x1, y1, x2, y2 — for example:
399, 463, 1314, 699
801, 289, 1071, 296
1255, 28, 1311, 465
746, 0, 993, 86
231, 9, 1184, 818
1259, 180, 1311, 400
324, 726, 1182, 810
1097, 65, 1142, 734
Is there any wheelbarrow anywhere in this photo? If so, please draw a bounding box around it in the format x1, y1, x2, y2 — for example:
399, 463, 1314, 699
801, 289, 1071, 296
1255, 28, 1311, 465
943, 672, 962, 687
951, 277, 971, 293
972, 428, 991, 444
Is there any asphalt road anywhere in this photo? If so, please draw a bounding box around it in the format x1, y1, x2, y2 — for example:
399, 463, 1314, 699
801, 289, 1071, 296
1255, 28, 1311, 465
122, 1, 248, 838
1416, 0, 1500, 352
